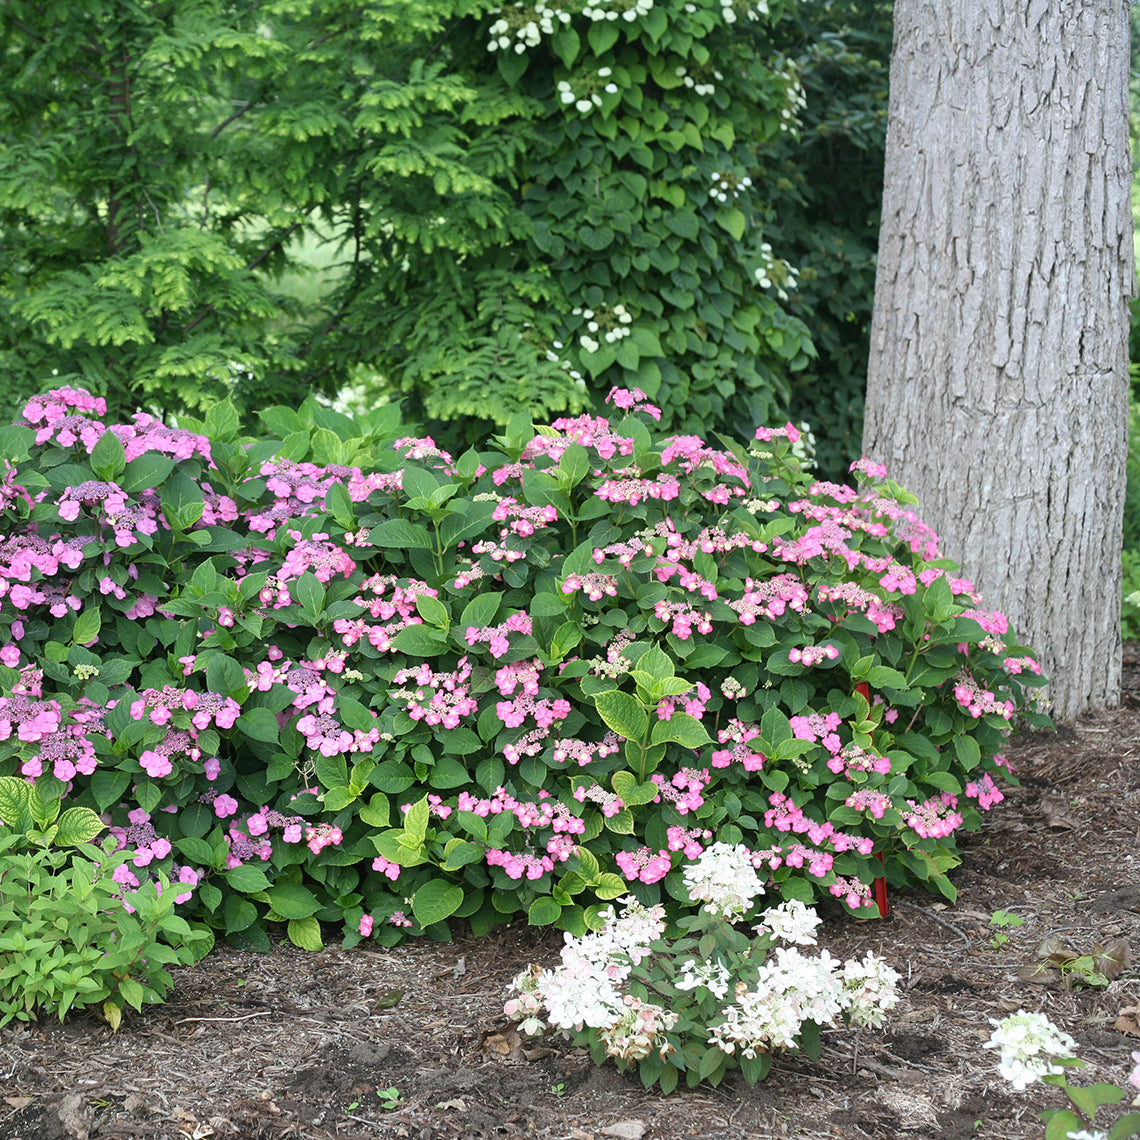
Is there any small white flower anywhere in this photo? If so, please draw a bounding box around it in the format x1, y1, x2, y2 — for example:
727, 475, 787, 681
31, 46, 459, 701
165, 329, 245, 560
675, 957, 731, 999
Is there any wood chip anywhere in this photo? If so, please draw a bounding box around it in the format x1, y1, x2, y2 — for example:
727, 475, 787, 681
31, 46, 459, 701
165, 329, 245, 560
600, 1121, 646, 1139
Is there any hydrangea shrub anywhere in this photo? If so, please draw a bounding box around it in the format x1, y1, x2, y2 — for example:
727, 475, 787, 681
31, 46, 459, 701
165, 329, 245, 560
505, 844, 901, 1091
0, 386, 1048, 950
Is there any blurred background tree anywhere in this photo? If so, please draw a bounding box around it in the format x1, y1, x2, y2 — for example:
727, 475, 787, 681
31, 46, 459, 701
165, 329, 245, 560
3, 0, 890, 452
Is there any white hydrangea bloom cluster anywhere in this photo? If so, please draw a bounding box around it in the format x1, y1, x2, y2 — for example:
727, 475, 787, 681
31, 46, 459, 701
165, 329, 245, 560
777, 64, 807, 131
601, 993, 680, 1062
505, 897, 675, 1056
544, 339, 587, 388
506, 875, 903, 1074
487, 2, 571, 53
840, 952, 902, 1028
681, 842, 765, 918
557, 67, 620, 114
984, 1011, 1078, 1090
710, 946, 845, 1054
709, 170, 753, 205
573, 303, 634, 353
708, 945, 900, 1057
675, 957, 732, 999
754, 241, 800, 301
753, 898, 821, 946
583, 0, 654, 21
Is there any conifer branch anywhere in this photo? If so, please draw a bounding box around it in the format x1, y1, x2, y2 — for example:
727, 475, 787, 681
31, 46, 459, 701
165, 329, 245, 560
210, 101, 257, 140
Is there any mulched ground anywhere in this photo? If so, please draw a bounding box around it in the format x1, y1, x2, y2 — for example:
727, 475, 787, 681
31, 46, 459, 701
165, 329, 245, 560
3, 663, 1140, 1140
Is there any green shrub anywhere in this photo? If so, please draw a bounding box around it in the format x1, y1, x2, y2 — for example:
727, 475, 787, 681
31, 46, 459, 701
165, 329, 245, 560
0, 777, 212, 1027
0, 386, 1048, 953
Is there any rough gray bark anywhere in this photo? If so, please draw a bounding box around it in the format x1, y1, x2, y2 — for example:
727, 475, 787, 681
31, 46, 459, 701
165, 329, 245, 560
863, 0, 1134, 721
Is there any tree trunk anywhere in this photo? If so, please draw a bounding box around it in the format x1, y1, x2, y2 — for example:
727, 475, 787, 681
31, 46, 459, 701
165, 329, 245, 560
863, 0, 1134, 721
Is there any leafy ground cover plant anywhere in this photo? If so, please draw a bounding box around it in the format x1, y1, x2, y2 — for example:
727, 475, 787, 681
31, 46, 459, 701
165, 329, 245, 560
504, 842, 900, 1091
0, 386, 1048, 955
0, 776, 212, 1027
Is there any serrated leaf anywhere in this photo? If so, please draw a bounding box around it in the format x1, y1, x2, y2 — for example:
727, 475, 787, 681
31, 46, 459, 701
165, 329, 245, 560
441, 839, 483, 870
287, 916, 323, 951
592, 689, 648, 743
760, 705, 793, 746
225, 863, 272, 893
460, 592, 501, 630
54, 807, 105, 846
204, 399, 241, 442
337, 695, 376, 733
402, 795, 430, 846
604, 808, 634, 834
527, 896, 562, 926
0, 777, 33, 833
292, 572, 325, 617
865, 665, 909, 690
237, 706, 281, 744
412, 880, 464, 926
118, 977, 145, 1011
611, 771, 659, 806
389, 624, 449, 657
264, 882, 321, 919
71, 606, 102, 646
416, 593, 449, 630
205, 653, 245, 698
0, 424, 34, 462
161, 468, 205, 531
89, 427, 126, 480
591, 872, 629, 900
370, 518, 434, 549
650, 711, 711, 749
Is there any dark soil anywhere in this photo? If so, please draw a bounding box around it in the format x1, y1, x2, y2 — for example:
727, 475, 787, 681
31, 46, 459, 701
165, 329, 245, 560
3, 661, 1140, 1140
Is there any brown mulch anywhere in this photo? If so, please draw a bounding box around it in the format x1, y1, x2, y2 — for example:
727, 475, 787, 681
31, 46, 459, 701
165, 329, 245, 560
3, 669, 1140, 1140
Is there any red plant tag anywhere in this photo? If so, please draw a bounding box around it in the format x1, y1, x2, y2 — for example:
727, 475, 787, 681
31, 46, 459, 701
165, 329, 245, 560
857, 681, 890, 918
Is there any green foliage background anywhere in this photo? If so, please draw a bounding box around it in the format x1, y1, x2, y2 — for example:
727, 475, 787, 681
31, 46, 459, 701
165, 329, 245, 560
0, 0, 888, 473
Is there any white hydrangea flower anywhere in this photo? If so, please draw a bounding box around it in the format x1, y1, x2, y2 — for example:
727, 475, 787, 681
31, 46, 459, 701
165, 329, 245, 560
675, 957, 731, 999
984, 1011, 1078, 1090
1065, 1131, 1109, 1140
710, 946, 845, 1054
537, 965, 624, 1030
840, 952, 901, 1028
504, 898, 667, 1036
754, 898, 822, 946
681, 842, 765, 918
